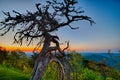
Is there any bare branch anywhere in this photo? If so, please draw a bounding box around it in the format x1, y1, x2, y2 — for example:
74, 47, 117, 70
68, 25, 79, 29
63, 41, 69, 51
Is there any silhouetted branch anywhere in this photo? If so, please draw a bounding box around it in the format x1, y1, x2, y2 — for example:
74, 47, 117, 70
68, 25, 79, 29
63, 41, 69, 51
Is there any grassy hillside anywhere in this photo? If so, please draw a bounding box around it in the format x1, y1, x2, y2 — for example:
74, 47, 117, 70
0, 65, 30, 80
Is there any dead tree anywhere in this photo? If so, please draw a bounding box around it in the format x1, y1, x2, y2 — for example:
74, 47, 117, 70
0, 0, 94, 80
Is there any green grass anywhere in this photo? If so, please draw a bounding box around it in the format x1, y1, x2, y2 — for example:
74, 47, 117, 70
0, 65, 31, 80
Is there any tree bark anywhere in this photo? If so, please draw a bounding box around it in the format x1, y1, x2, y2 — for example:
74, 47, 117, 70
31, 34, 51, 80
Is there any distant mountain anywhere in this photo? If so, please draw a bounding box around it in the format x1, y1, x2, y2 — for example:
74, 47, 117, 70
25, 52, 120, 70
81, 53, 120, 70
25, 52, 33, 57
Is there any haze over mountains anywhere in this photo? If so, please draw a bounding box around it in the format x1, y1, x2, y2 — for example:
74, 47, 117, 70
81, 53, 120, 70
26, 52, 120, 70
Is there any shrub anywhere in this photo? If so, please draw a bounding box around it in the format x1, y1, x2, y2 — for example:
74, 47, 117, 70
81, 68, 103, 80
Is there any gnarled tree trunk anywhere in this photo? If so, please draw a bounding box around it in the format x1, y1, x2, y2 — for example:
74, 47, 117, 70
31, 33, 71, 80
31, 34, 51, 80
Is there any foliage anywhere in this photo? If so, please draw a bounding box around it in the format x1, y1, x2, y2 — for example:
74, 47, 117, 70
28, 53, 39, 68
39, 51, 120, 80
105, 68, 120, 80
0, 49, 32, 74
81, 68, 103, 80
42, 62, 62, 80
0, 48, 120, 80
0, 47, 8, 64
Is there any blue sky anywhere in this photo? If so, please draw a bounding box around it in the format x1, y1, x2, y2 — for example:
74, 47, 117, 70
0, 0, 120, 52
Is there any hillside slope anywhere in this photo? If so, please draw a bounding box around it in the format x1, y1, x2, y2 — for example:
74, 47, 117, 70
0, 66, 30, 80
